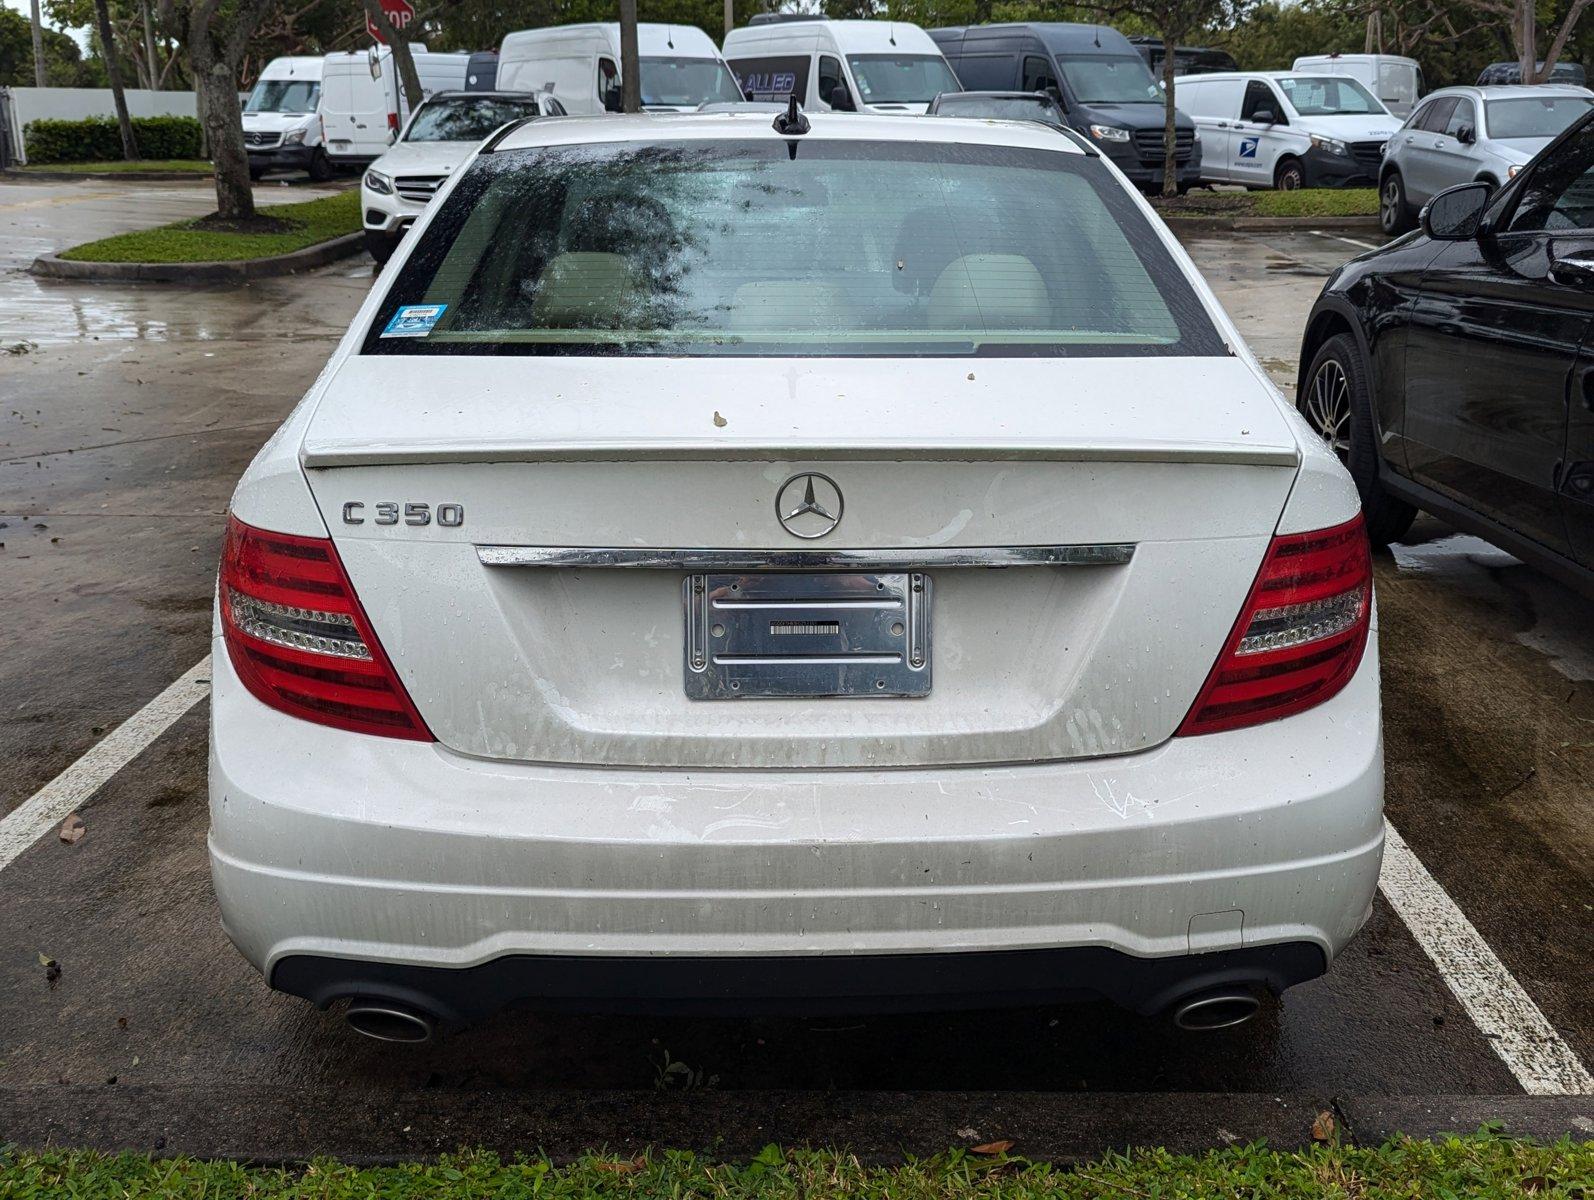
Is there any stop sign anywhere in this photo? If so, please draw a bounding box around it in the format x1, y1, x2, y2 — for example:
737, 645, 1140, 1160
366, 0, 414, 44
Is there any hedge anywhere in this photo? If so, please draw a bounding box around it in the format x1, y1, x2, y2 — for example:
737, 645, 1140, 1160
23, 115, 203, 164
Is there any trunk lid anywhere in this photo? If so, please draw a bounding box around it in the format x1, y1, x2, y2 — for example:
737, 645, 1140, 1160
303, 354, 1301, 768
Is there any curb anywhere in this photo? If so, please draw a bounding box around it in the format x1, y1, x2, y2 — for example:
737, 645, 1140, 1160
4, 168, 216, 181
29, 232, 366, 283
1159, 213, 1381, 232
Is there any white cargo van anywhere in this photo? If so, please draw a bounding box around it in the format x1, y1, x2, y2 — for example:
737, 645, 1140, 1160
723, 16, 959, 113
496, 23, 741, 114
1291, 53, 1423, 117
243, 56, 329, 180
322, 46, 470, 166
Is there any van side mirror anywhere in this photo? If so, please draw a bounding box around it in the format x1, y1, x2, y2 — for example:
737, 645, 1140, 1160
1046, 85, 1067, 112
828, 84, 856, 112
1422, 181, 1491, 240
1251, 108, 1277, 125
603, 83, 623, 113
1456, 124, 1476, 144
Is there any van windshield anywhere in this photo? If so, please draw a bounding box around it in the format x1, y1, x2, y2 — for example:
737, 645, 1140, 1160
245, 79, 320, 114
363, 139, 1223, 359
1487, 95, 1594, 140
1276, 77, 1386, 116
846, 55, 961, 104
1055, 55, 1160, 104
639, 57, 743, 106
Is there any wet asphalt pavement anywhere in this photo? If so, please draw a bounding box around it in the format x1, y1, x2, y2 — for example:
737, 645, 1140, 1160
0, 180, 1589, 1159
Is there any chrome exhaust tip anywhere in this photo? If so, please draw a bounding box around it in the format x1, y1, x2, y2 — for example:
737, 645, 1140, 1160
1170, 989, 1261, 1031
344, 999, 436, 1043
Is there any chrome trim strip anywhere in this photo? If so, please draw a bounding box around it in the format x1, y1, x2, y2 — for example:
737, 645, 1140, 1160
476, 544, 1135, 569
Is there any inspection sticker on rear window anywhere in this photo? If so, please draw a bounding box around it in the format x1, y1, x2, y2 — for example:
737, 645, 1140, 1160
381, 303, 447, 338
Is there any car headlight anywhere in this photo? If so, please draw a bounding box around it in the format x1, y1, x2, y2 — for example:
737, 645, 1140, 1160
282, 128, 306, 146
364, 169, 393, 195
1310, 134, 1350, 157
1089, 124, 1132, 143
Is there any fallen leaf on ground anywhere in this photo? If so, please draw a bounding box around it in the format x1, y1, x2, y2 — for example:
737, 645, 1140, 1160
593, 1159, 644, 1174
59, 813, 85, 844
971, 1140, 1015, 1155
38, 953, 61, 989
1311, 1111, 1337, 1142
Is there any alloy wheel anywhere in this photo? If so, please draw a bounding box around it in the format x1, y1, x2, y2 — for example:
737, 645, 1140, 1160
1305, 359, 1352, 460
1381, 177, 1402, 230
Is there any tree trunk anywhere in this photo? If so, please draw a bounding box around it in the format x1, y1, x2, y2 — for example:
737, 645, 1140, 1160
724, 0, 733, 39
196, 57, 254, 220
29, 0, 46, 87
141, 0, 160, 90
1160, 34, 1177, 199
1520, 0, 1537, 82
619, 0, 641, 113
94, 0, 140, 160
362, 0, 423, 111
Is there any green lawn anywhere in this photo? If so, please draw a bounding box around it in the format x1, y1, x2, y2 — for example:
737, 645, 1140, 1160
18, 159, 214, 174
57, 190, 360, 264
1252, 187, 1380, 218
1155, 187, 1379, 220
0, 1132, 1588, 1198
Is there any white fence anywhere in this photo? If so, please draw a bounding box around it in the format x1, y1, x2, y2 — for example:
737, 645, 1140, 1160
2, 87, 198, 165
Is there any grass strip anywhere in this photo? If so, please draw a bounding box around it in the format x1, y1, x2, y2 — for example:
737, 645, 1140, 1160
17, 159, 215, 175
1154, 188, 1378, 219
57, 190, 359, 264
0, 1130, 1588, 1198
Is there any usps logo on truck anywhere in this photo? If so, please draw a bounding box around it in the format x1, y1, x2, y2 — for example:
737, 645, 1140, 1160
1238, 137, 1259, 160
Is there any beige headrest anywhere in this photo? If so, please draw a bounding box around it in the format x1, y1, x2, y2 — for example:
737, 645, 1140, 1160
927, 254, 1050, 330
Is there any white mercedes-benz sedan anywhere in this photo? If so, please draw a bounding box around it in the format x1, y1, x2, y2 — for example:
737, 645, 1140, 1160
210, 110, 1382, 1042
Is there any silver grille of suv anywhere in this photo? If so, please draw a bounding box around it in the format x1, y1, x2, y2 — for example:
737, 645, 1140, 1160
244, 131, 281, 149
395, 174, 449, 204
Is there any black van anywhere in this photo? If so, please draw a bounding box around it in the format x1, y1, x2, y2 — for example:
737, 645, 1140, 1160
929, 23, 1201, 192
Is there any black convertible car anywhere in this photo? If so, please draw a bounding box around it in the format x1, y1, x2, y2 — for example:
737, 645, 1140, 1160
1298, 110, 1594, 595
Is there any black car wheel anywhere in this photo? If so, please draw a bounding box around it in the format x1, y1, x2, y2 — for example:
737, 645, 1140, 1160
1380, 171, 1414, 234
308, 147, 333, 182
1275, 158, 1305, 191
1302, 333, 1416, 545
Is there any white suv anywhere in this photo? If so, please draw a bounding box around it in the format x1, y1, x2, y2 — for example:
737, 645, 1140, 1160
360, 90, 563, 265
211, 111, 1383, 1042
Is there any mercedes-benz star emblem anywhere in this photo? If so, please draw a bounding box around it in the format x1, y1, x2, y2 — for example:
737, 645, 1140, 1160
776, 472, 844, 539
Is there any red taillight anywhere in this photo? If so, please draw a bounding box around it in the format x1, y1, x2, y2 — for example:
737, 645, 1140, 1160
387, 111, 399, 133
219, 514, 432, 741
1177, 514, 1372, 737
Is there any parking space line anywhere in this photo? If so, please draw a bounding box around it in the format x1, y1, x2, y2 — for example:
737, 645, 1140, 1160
0, 656, 211, 873
1380, 818, 1594, 1095
1310, 230, 1380, 252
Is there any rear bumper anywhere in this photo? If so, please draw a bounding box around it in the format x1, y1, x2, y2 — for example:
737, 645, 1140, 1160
273, 942, 1327, 1020
209, 630, 1383, 1012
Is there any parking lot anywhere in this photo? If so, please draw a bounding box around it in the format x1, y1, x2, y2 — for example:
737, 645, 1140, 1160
0, 176, 1590, 1159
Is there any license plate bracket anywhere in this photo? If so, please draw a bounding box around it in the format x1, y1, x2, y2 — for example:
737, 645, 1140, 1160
684, 572, 931, 700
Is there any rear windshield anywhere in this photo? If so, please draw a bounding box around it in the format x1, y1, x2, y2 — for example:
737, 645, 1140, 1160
933, 96, 1063, 125
1487, 95, 1594, 140
363, 138, 1224, 359
406, 97, 542, 142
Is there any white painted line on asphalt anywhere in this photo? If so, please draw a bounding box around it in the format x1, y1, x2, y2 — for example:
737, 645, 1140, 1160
0, 656, 211, 874
1311, 229, 1381, 251
1380, 818, 1594, 1095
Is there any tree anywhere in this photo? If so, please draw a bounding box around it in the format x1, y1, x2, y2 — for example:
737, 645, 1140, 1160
1463, 0, 1593, 81
30, 0, 46, 84
92, 0, 140, 158
360, 0, 422, 109
619, 0, 640, 111
158, 0, 278, 220
1089, 0, 1251, 196
0, 5, 97, 84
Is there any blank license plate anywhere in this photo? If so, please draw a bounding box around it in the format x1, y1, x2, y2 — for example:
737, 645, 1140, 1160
683, 572, 931, 699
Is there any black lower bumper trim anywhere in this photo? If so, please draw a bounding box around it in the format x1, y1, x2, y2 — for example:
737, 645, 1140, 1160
271, 942, 1327, 1023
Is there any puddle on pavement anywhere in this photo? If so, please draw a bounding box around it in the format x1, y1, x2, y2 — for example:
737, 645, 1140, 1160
1391, 533, 1594, 681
